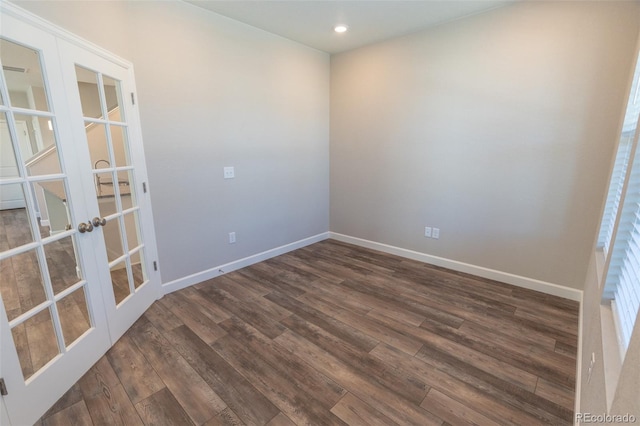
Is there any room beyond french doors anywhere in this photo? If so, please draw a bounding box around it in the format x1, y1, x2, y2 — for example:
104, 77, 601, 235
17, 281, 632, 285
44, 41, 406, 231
0, 5, 160, 425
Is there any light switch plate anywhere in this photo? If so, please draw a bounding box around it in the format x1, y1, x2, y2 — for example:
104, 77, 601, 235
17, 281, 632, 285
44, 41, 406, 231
224, 166, 235, 179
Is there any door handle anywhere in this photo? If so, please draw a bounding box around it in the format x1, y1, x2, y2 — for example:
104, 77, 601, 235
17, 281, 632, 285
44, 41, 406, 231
78, 222, 94, 233
92, 217, 107, 227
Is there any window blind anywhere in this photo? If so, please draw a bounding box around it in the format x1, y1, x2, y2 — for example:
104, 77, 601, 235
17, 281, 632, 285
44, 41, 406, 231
600, 55, 640, 352
604, 142, 640, 350
598, 56, 640, 252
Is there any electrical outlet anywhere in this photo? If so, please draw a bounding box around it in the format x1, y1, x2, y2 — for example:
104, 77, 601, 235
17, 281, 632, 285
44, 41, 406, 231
224, 166, 235, 179
432, 228, 440, 239
229, 232, 236, 244
424, 227, 432, 238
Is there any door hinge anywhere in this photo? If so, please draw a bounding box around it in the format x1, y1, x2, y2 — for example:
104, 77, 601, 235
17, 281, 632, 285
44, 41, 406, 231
153, 261, 158, 271
142, 182, 147, 193
0, 378, 7, 396
131, 92, 135, 105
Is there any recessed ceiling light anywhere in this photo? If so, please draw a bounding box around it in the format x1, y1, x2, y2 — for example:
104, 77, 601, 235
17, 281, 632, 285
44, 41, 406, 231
334, 25, 348, 33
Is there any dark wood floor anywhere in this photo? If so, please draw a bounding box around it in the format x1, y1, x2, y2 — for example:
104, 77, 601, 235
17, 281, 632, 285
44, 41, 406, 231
36, 239, 578, 425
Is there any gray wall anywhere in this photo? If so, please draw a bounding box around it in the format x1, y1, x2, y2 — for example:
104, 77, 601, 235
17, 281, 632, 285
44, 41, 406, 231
330, 1, 639, 290
16, 0, 330, 283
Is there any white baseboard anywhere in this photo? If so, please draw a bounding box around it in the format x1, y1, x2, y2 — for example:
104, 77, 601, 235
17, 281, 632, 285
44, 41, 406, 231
161, 229, 581, 302
161, 232, 330, 295
0, 201, 26, 210
330, 232, 582, 302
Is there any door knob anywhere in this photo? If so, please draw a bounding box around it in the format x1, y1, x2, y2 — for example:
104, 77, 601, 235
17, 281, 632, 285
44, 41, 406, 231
92, 217, 107, 227
78, 222, 94, 233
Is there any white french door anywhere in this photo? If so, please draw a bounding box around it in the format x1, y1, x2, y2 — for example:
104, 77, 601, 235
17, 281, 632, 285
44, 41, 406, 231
58, 38, 161, 342
0, 5, 160, 425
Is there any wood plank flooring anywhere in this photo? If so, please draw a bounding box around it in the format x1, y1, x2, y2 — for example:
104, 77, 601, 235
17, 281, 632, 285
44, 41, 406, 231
36, 239, 579, 425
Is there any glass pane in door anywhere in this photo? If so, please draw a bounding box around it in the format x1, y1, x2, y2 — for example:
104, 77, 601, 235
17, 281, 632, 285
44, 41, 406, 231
44, 235, 82, 295
30, 179, 72, 235
0, 112, 19, 175
123, 211, 141, 249
103, 217, 124, 262
110, 125, 130, 166
131, 249, 146, 289
109, 261, 130, 305
75, 66, 102, 118
57, 286, 91, 347
2, 39, 50, 112
0, 248, 46, 322
103, 75, 123, 122
118, 170, 135, 209
0, 184, 35, 250
12, 308, 59, 380
86, 122, 109, 170
12, 114, 61, 176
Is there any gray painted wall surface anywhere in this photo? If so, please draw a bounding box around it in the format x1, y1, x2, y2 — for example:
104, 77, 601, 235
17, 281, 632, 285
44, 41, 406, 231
330, 1, 640, 290
15, 0, 331, 283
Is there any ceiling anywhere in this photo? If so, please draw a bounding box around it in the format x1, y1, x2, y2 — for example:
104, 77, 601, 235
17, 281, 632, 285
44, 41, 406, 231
185, 1, 514, 54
